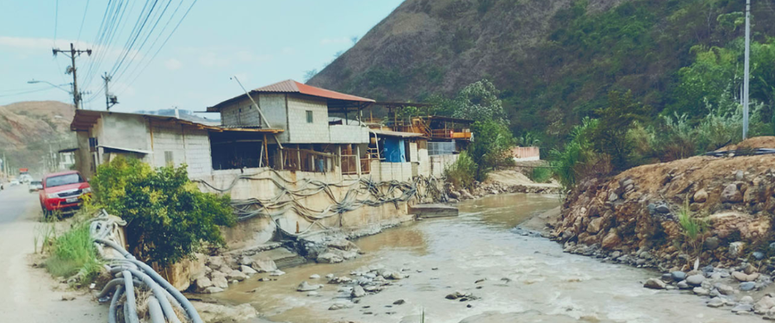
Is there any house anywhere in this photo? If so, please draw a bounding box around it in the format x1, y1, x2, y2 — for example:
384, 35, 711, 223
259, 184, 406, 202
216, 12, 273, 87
206, 79, 374, 176
69, 109, 282, 180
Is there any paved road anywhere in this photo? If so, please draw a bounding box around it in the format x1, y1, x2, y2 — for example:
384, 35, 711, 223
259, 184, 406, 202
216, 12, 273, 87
0, 184, 38, 223
0, 185, 104, 322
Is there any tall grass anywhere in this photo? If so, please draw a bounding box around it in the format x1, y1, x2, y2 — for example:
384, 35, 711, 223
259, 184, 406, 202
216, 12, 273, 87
45, 222, 101, 285
677, 199, 708, 257
550, 117, 599, 189
445, 152, 477, 190
529, 167, 553, 183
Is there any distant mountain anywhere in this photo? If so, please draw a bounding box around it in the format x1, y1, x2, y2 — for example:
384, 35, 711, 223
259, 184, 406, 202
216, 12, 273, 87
0, 101, 75, 175
309, 0, 775, 145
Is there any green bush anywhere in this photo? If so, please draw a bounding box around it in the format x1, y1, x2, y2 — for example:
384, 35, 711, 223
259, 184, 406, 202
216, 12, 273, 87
91, 156, 235, 266
468, 120, 515, 181
445, 152, 477, 190
550, 117, 600, 189
46, 222, 101, 285
529, 167, 553, 183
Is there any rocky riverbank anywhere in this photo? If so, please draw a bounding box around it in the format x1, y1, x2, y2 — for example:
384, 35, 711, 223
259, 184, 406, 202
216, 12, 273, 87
551, 137, 775, 317
446, 169, 561, 202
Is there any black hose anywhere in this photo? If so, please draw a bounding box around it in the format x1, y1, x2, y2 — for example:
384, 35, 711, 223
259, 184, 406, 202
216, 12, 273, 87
122, 270, 140, 323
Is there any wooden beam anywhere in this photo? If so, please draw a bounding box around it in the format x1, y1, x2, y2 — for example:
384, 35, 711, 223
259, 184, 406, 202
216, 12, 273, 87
263, 134, 269, 167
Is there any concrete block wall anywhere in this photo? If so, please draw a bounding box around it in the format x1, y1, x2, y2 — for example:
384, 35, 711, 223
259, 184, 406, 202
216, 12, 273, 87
370, 161, 413, 182
329, 124, 370, 143
260, 94, 290, 142
287, 95, 329, 143
430, 154, 459, 177
182, 128, 212, 177
221, 103, 260, 127
150, 122, 186, 168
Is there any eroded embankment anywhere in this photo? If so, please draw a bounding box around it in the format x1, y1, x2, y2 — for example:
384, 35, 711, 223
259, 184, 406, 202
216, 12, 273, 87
554, 153, 775, 268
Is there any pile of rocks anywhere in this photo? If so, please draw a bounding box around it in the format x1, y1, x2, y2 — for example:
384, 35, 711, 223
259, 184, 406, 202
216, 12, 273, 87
193, 254, 282, 294
446, 181, 559, 203
295, 264, 409, 310
554, 156, 775, 271
641, 263, 775, 316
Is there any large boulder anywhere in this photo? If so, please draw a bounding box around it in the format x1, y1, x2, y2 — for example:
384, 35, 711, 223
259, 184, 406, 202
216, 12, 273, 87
211, 272, 229, 289
721, 184, 743, 203
251, 258, 278, 273
601, 230, 621, 249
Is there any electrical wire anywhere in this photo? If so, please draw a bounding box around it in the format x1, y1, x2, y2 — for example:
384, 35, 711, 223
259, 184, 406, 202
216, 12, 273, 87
77, 0, 91, 43
114, 0, 197, 97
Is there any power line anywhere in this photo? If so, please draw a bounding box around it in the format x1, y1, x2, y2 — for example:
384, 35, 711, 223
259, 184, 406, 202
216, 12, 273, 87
0, 87, 57, 98
109, 0, 158, 77
53, 0, 59, 43
115, 0, 198, 97
77, 0, 91, 43
111, 0, 174, 82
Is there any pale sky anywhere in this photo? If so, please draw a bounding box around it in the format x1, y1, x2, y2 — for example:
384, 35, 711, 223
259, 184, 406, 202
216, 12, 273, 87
0, 0, 403, 114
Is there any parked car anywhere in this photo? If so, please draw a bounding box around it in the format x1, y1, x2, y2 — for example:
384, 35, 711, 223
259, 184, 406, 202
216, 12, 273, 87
28, 180, 43, 192
9, 179, 19, 186
39, 171, 91, 218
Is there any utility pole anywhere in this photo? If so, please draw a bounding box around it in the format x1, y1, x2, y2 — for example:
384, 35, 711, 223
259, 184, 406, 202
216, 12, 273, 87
743, 0, 751, 139
53, 43, 92, 109
102, 72, 118, 110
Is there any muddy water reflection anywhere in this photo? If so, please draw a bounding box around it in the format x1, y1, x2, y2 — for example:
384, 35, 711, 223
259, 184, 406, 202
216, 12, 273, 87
213, 193, 755, 323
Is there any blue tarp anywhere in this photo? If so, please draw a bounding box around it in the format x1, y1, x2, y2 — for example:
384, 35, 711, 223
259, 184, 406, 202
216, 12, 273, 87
383, 137, 406, 162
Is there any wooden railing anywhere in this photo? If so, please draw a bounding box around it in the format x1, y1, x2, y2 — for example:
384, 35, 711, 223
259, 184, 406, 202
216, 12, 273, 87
283, 148, 334, 173
341, 155, 358, 175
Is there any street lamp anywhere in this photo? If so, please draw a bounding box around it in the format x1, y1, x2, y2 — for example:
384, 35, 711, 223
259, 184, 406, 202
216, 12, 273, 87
27, 79, 72, 94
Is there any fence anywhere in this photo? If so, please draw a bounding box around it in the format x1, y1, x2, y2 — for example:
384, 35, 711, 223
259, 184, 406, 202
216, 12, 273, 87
428, 141, 456, 156
283, 148, 334, 173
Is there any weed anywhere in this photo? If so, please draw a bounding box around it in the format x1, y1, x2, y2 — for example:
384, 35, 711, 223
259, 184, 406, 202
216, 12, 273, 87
677, 199, 708, 258
45, 222, 101, 285
529, 167, 553, 183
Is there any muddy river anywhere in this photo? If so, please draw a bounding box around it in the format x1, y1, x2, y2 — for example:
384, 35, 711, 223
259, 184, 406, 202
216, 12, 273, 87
213, 193, 756, 323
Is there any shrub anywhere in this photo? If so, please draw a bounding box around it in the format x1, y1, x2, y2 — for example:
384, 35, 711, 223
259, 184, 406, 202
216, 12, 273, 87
91, 156, 235, 266
529, 167, 553, 183
445, 152, 477, 190
550, 117, 599, 189
468, 120, 515, 181
591, 90, 649, 170
45, 222, 101, 285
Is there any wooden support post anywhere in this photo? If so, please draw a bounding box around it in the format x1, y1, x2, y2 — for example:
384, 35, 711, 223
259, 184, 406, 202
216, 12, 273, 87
337, 145, 342, 180
278, 144, 283, 170
263, 134, 269, 168
355, 144, 362, 177
296, 145, 301, 171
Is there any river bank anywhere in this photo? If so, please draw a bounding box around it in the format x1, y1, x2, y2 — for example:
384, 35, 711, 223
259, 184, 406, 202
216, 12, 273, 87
204, 193, 757, 323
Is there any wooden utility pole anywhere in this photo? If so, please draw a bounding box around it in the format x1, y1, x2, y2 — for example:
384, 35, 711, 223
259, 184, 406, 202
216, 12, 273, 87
53, 43, 92, 109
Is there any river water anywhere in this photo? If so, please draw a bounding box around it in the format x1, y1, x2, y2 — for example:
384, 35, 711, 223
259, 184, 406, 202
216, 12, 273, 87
213, 193, 757, 323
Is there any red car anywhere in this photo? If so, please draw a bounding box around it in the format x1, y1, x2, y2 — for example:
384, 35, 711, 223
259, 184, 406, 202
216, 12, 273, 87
39, 171, 91, 217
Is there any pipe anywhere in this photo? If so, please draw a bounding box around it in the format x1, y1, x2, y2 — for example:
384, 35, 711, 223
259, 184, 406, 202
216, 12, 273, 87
109, 257, 201, 323
97, 277, 145, 299
108, 285, 124, 323
147, 296, 166, 323
122, 270, 140, 323
112, 267, 182, 323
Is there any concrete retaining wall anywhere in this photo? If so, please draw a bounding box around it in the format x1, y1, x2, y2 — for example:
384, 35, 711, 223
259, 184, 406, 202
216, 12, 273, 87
194, 168, 415, 250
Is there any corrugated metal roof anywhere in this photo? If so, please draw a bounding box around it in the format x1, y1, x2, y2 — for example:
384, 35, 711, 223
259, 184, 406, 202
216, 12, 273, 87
254, 79, 375, 103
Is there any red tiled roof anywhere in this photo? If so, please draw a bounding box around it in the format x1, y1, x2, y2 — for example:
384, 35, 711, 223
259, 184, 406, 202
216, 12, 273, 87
254, 80, 375, 103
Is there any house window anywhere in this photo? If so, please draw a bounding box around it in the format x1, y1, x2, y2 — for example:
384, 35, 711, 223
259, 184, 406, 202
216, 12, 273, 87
306, 110, 313, 123
165, 151, 174, 166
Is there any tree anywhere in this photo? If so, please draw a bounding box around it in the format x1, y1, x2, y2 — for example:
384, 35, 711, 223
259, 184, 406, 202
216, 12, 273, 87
592, 90, 649, 170
452, 79, 508, 124
91, 156, 235, 266
468, 120, 515, 181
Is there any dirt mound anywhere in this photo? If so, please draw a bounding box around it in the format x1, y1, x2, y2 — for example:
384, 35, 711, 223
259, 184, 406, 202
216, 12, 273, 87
554, 149, 775, 269
719, 136, 775, 151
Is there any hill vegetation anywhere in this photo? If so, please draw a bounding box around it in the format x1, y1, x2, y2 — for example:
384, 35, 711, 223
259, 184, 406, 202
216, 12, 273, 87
309, 0, 775, 149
